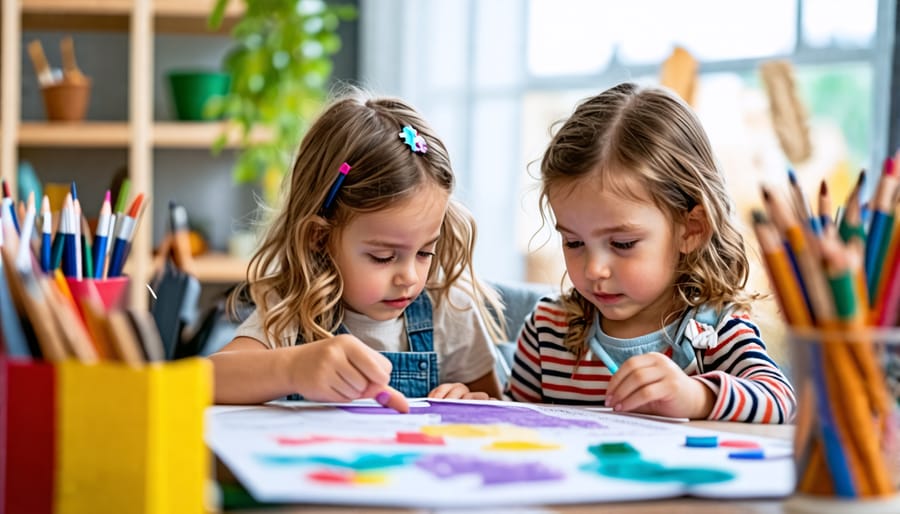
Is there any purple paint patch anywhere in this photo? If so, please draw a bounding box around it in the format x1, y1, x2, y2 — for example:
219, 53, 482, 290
416, 454, 564, 485
339, 402, 602, 429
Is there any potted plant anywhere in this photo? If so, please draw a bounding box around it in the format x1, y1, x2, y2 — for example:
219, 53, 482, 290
208, 0, 357, 205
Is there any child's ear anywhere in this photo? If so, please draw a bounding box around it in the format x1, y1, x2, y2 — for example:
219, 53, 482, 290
679, 205, 709, 254
307, 215, 333, 251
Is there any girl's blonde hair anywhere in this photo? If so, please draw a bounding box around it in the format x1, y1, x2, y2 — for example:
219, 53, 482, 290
231, 88, 504, 346
539, 82, 752, 354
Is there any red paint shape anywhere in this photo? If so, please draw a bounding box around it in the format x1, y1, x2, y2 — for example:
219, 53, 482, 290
277, 435, 391, 446
277, 435, 328, 445
307, 469, 354, 484
719, 440, 760, 449
395, 432, 445, 445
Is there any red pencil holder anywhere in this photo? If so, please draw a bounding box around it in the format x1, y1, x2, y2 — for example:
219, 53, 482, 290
0, 356, 56, 514
65, 276, 130, 312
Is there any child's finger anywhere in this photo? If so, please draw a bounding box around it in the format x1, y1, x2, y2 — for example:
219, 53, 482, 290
606, 359, 665, 406
334, 364, 367, 396
612, 380, 667, 412
373, 386, 409, 413
427, 383, 460, 399
343, 338, 392, 385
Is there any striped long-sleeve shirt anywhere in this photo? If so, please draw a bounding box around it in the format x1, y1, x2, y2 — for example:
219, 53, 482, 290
507, 298, 796, 424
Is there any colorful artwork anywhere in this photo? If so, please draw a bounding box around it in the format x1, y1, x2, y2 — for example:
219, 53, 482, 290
207, 399, 794, 508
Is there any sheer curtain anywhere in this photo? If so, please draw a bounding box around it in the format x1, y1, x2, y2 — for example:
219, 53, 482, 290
360, 0, 529, 282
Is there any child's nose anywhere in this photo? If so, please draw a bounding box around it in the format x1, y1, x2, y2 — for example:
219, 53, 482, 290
394, 260, 418, 287
584, 251, 611, 280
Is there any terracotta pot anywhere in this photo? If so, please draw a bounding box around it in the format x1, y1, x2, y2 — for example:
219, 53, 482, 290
41, 80, 91, 122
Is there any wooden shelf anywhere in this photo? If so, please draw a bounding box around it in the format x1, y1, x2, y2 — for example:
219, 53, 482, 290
193, 252, 249, 283
131, 252, 248, 283
154, 122, 270, 148
19, 121, 269, 149
18, 121, 131, 147
4, 0, 248, 307
20, 0, 242, 33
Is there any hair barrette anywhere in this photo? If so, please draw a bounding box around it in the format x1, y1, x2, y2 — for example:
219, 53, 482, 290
399, 125, 428, 154
320, 162, 352, 215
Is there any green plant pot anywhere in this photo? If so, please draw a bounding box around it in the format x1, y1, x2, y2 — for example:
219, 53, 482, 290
167, 70, 230, 121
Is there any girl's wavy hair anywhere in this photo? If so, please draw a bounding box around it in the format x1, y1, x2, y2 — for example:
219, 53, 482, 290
539, 82, 752, 355
229, 88, 505, 346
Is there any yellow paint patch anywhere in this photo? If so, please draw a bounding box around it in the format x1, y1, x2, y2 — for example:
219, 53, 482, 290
421, 424, 537, 439
485, 440, 561, 451
352, 473, 389, 485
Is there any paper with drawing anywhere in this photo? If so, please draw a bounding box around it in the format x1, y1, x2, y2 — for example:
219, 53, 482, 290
206, 399, 793, 508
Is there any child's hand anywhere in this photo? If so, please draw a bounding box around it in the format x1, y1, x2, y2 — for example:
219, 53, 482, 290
291, 334, 396, 403
604, 352, 715, 419
427, 382, 491, 400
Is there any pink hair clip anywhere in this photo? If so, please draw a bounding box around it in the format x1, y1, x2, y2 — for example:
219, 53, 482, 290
399, 126, 428, 154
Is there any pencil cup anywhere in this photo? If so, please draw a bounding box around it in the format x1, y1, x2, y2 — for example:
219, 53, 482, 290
65, 276, 130, 312
785, 328, 900, 513
0, 356, 56, 514
55, 358, 212, 514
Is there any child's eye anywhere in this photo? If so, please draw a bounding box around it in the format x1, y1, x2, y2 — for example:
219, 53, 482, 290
611, 240, 637, 250
417, 250, 436, 259
368, 254, 395, 264
563, 240, 583, 249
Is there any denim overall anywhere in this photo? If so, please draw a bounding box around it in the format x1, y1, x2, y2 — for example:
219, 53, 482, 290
289, 293, 439, 399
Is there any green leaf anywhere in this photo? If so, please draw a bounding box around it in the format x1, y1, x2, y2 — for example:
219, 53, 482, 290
211, 133, 229, 156
207, 0, 230, 30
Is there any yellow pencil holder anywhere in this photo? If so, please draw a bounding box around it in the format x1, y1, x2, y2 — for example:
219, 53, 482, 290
785, 328, 900, 513
55, 358, 212, 514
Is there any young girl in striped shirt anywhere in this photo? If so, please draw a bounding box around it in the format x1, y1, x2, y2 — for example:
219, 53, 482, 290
509, 82, 796, 423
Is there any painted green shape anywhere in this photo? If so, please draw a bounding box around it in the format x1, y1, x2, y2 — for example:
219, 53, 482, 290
258, 452, 421, 471
657, 467, 736, 485
580, 458, 735, 485
588, 442, 640, 460
581, 458, 666, 478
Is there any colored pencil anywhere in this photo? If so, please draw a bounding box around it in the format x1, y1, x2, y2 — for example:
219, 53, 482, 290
93, 191, 112, 279
40, 195, 52, 272
864, 157, 897, 302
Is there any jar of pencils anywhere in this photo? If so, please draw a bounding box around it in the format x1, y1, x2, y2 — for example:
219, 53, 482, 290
785, 327, 900, 513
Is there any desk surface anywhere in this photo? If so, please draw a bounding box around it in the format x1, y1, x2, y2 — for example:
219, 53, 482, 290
223, 420, 794, 514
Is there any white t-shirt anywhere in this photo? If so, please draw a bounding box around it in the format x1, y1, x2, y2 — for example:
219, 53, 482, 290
233, 285, 496, 385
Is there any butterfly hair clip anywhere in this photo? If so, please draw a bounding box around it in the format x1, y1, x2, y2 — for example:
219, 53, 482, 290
398, 125, 428, 154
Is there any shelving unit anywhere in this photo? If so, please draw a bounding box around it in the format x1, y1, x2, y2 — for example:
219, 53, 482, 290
0, 0, 250, 308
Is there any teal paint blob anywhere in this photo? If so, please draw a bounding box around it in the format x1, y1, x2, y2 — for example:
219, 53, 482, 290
580, 459, 735, 485
588, 442, 640, 459
258, 452, 421, 471
582, 442, 735, 485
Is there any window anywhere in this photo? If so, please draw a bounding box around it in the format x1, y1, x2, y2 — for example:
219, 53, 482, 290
360, 0, 893, 291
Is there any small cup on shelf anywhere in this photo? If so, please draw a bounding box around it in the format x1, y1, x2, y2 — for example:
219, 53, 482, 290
41, 78, 91, 122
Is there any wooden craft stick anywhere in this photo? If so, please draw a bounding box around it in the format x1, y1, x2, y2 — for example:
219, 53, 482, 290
27, 40, 54, 86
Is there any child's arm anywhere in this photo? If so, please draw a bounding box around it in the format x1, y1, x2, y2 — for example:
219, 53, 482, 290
606, 317, 796, 423
427, 369, 502, 400
209, 334, 408, 411
506, 308, 544, 403
690, 317, 796, 423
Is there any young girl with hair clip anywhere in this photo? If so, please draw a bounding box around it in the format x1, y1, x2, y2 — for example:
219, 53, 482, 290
211, 90, 505, 409
509, 82, 796, 423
